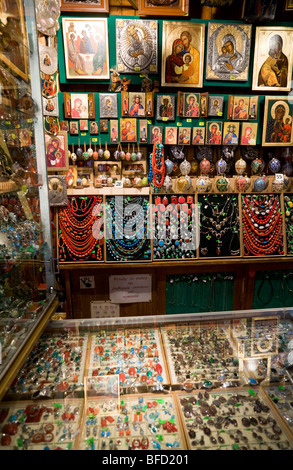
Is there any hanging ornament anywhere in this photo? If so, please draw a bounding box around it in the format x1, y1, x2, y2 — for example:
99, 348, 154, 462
268, 157, 281, 174
180, 159, 191, 176
165, 158, 174, 175
125, 144, 131, 161
76, 139, 83, 158
215, 158, 227, 175
195, 176, 212, 193
113, 148, 120, 160
83, 142, 89, 161
190, 159, 198, 175
87, 140, 93, 158
272, 176, 285, 192
136, 145, 142, 161
235, 157, 247, 175
93, 144, 99, 161
131, 144, 137, 161
97, 139, 103, 159
71, 144, 77, 164
104, 142, 110, 160
235, 175, 250, 192
253, 176, 267, 192
216, 176, 230, 192
251, 158, 264, 175
176, 176, 191, 192
200, 158, 211, 175
163, 175, 173, 191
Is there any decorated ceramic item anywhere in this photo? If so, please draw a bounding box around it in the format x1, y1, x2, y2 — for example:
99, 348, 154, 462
236, 175, 250, 192
215, 158, 227, 175
251, 158, 264, 174
253, 176, 267, 192
235, 157, 247, 175
163, 175, 173, 191
268, 157, 281, 174
180, 159, 191, 176
165, 159, 174, 175
195, 176, 211, 193
200, 158, 211, 175
216, 176, 230, 192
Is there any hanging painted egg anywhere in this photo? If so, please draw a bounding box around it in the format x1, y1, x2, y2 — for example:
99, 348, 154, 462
136, 151, 142, 161
104, 149, 110, 160
235, 157, 247, 175
251, 158, 263, 174
180, 159, 191, 176
215, 158, 227, 175
199, 158, 211, 175
268, 157, 281, 174
87, 147, 94, 158
216, 176, 230, 192
165, 159, 174, 175
119, 151, 126, 160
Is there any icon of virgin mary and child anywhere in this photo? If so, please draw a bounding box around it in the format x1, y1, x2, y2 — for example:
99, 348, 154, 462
165, 31, 200, 85
212, 34, 243, 76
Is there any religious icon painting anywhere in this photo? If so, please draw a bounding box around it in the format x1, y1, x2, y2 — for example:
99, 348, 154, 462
165, 126, 178, 145
41, 72, 59, 99
80, 120, 88, 132
138, 0, 189, 17
241, 122, 258, 145
100, 119, 109, 133
232, 96, 250, 120
262, 96, 293, 146
19, 128, 32, 147
192, 127, 205, 145
177, 91, 184, 117
70, 121, 79, 135
146, 92, 154, 117
227, 95, 234, 119
178, 127, 191, 145
45, 131, 68, 172
208, 96, 224, 117
200, 92, 209, 117
252, 27, 293, 92
120, 118, 137, 143
44, 116, 60, 136
60, 121, 69, 132
62, 17, 110, 80
121, 91, 129, 117
206, 121, 223, 145
182, 93, 200, 118
206, 22, 252, 82
90, 121, 99, 135
128, 92, 146, 117
139, 120, 148, 143
64, 92, 71, 118
99, 94, 118, 119
88, 93, 95, 119
116, 19, 158, 74
150, 126, 163, 144
110, 120, 119, 143
156, 95, 176, 121
43, 96, 59, 117
71, 93, 89, 119
162, 21, 205, 88
60, 0, 109, 13
249, 96, 259, 120
223, 122, 240, 146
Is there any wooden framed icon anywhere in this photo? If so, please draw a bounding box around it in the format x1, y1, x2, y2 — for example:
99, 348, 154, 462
178, 127, 191, 145
232, 96, 250, 120
62, 17, 109, 80
262, 96, 293, 146
241, 122, 258, 145
45, 132, 69, 172
183, 93, 200, 118
120, 118, 137, 142
156, 94, 176, 121
252, 26, 293, 92
60, 0, 109, 13
223, 122, 240, 145
162, 21, 205, 88
165, 126, 178, 145
138, 0, 189, 17
206, 22, 252, 82
150, 126, 163, 144
206, 121, 223, 145
192, 127, 205, 145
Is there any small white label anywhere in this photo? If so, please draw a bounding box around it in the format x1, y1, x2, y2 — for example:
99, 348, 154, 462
115, 180, 123, 188
80, 276, 95, 289
275, 173, 284, 183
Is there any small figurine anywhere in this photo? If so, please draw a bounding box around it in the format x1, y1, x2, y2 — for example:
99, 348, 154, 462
141, 74, 153, 92
121, 76, 131, 92
109, 69, 122, 93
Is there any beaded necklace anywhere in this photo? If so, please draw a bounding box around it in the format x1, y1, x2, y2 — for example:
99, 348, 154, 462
242, 195, 284, 256
151, 143, 165, 190
58, 196, 103, 262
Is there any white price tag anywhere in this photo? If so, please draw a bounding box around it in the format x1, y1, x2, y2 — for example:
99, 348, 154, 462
275, 173, 284, 183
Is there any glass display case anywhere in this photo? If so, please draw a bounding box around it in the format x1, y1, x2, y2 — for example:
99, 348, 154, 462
0, 308, 293, 450
0, 0, 56, 391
